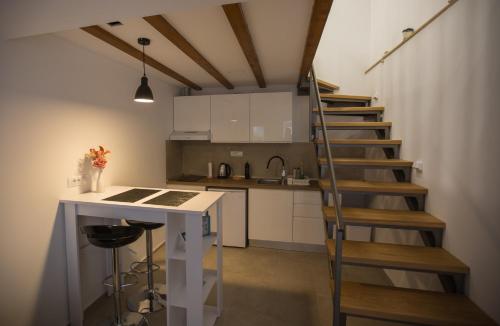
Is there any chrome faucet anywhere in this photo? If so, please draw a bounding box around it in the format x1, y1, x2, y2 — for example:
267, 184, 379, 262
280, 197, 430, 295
266, 155, 287, 185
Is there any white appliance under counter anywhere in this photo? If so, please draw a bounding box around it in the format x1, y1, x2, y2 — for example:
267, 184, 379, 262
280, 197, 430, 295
207, 187, 247, 248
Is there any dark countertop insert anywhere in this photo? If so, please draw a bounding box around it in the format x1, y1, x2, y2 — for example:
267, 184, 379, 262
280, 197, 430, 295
102, 188, 161, 203
144, 191, 199, 207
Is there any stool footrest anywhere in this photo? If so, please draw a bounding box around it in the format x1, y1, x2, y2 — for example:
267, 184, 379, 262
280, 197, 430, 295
130, 261, 161, 274
103, 272, 139, 288
128, 284, 167, 314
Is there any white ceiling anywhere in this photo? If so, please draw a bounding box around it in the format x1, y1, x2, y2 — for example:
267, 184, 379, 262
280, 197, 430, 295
57, 0, 314, 89
0, 0, 240, 40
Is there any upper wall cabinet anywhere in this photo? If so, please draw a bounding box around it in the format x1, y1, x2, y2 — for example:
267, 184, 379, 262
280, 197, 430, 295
250, 92, 292, 143
173, 95, 211, 132
211, 94, 250, 143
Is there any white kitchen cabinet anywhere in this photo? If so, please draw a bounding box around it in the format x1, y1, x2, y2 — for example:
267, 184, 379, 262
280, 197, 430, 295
293, 191, 322, 205
173, 95, 211, 132
249, 189, 293, 242
293, 190, 324, 245
293, 218, 325, 245
293, 204, 323, 219
210, 94, 250, 143
250, 92, 293, 143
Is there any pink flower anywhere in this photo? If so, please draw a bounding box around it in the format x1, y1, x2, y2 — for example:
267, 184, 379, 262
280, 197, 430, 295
87, 145, 110, 169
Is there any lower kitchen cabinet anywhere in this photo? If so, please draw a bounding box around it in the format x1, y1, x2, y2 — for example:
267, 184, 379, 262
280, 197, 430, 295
167, 185, 324, 246
293, 203, 323, 219
293, 217, 325, 245
248, 189, 293, 242
292, 191, 324, 245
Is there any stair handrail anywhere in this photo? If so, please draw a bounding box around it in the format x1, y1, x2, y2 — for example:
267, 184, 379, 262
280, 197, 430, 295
365, 0, 459, 74
310, 65, 344, 326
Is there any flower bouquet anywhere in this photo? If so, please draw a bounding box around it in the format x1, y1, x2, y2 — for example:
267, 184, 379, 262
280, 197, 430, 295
87, 146, 110, 192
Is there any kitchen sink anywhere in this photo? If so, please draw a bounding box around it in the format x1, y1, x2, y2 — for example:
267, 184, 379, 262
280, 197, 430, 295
256, 178, 283, 185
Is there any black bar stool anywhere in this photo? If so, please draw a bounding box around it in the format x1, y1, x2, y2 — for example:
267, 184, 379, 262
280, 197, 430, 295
82, 225, 147, 326
125, 220, 167, 314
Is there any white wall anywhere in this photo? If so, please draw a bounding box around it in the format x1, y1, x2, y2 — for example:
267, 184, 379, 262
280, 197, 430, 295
315, 0, 372, 94
367, 0, 500, 322
314, 0, 450, 94
369, 0, 447, 63
0, 34, 176, 325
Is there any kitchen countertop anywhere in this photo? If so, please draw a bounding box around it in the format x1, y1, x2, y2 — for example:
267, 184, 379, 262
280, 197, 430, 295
167, 177, 320, 191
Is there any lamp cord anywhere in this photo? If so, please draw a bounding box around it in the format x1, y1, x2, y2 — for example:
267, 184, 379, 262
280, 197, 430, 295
142, 44, 146, 77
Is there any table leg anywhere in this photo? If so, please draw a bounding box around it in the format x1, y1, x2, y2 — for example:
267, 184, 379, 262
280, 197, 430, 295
186, 213, 203, 326
165, 217, 172, 326
64, 204, 83, 326
216, 200, 223, 316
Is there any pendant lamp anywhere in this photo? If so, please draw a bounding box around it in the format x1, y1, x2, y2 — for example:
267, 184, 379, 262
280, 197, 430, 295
134, 37, 154, 103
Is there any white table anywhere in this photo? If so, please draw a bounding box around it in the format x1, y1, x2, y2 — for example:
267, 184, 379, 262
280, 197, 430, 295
60, 186, 224, 326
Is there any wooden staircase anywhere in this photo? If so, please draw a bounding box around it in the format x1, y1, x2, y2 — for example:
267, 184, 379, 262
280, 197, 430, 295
309, 76, 496, 325
318, 157, 413, 170
324, 207, 445, 230
333, 281, 496, 326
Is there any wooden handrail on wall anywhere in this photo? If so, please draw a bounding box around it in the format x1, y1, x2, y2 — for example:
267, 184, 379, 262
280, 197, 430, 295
365, 0, 459, 74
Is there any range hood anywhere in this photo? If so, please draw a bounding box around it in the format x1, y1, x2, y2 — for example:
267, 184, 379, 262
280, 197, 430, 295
169, 131, 211, 141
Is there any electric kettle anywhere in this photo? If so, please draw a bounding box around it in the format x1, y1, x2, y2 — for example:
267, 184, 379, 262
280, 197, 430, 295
217, 163, 232, 179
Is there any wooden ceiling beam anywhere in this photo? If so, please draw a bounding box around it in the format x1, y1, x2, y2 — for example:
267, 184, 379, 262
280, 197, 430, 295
81, 25, 202, 90
298, 0, 333, 84
222, 3, 266, 88
144, 15, 234, 89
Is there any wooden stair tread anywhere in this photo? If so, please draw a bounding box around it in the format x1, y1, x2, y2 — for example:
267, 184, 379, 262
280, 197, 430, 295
318, 158, 412, 167
314, 138, 401, 145
300, 79, 339, 93
314, 121, 391, 129
321, 93, 372, 101
319, 179, 428, 195
324, 207, 445, 229
334, 281, 496, 325
313, 106, 384, 113
317, 79, 339, 91
326, 240, 469, 274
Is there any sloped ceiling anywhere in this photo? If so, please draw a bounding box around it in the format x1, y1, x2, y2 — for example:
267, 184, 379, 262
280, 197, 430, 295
0, 0, 240, 40
57, 0, 314, 89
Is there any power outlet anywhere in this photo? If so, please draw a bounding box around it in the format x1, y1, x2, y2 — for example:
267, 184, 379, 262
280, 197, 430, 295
67, 175, 82, 188
412, 160, 424, 172
230, 151, 243, 157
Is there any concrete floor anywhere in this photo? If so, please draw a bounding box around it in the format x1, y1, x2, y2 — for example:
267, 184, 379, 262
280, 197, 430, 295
84, 246, 402, 326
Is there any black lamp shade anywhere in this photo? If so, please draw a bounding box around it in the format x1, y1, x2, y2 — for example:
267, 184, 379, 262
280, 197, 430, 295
134, 76, 154, 103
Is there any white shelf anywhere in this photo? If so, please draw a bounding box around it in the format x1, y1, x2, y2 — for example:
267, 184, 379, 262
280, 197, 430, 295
170, 232, 217, 261
204, 305, 218, 326
170, 269, 217, 308
163, 202, 222, 326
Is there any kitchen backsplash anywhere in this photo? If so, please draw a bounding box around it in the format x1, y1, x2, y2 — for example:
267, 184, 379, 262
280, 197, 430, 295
166, 141, 319, 180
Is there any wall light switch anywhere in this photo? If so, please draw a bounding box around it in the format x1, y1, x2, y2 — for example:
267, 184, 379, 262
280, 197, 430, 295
412, 160, 423, 172
230, 151, 243, 157
67, 175, 82, 188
